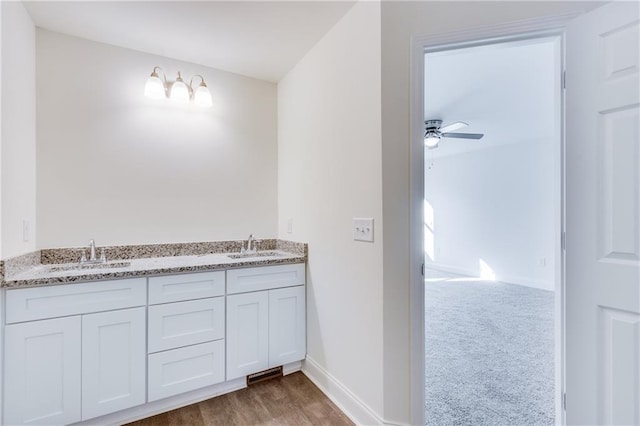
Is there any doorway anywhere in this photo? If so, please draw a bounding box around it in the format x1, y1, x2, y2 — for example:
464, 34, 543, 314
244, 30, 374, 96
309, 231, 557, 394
422, 36, 563, 425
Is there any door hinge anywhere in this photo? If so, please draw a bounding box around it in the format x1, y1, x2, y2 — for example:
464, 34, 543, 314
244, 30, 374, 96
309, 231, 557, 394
561, 231, 566, 251
562, 70, 566, 90
421, 262, 425, 277
563, 392, 567, 411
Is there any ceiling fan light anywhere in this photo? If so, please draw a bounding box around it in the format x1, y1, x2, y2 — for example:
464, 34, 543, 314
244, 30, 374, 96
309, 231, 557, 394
424, 132, 440, 148
169, 72, 190, 103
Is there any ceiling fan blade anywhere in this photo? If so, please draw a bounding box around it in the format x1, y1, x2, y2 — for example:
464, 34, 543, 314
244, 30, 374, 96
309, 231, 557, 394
439, 121, 468, 133
441, 132, 484, 140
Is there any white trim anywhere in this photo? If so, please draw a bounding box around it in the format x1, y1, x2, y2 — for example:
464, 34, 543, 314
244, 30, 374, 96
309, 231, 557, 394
301, 356, 384, 426
409, 20, 426, 426
410, 13, 576, 426
74, 377, 247, 426
283, 360, 302, 376
72, 360, 302, 425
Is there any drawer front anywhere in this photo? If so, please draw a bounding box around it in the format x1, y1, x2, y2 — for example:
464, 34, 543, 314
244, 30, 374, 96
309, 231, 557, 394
226, 263, 305, 294
6, 278, 147, 324
147, 340, 225, 402
148, 271, 225, 305
148, 297, 225, 353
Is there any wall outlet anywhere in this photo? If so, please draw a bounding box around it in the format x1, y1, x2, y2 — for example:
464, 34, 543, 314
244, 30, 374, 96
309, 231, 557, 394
538, 257, 547, 267
353, 217, 374, 242
22, 220, 29, 242
287, 218, 293, 234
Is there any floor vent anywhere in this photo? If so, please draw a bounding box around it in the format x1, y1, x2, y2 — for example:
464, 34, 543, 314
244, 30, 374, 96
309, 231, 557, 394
247, 366, 283, 386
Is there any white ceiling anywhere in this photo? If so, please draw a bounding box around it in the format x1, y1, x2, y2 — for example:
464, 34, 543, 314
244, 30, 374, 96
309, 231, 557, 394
23, 1, 356, 83
424, 37, 560, 158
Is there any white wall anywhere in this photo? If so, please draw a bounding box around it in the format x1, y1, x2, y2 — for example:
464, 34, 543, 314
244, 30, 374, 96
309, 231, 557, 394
36, 30, 278, 248
1, 2, 37, 259
381, 2, 601, 423
425, 142, 556, 290
278, 1, 383, 423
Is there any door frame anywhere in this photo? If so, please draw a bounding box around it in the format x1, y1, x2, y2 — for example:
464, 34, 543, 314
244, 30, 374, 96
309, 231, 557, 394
409, 12, 581, 426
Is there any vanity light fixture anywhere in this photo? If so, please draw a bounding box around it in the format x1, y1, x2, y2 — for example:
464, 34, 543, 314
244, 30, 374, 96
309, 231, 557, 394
144, 66, 212, 108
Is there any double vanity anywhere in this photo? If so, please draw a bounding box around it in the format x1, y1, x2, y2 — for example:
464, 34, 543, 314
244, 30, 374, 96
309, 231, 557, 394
0, 239, 307, 425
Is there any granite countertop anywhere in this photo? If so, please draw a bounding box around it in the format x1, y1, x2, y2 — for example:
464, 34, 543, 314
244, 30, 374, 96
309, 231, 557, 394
2, 239, 307, 288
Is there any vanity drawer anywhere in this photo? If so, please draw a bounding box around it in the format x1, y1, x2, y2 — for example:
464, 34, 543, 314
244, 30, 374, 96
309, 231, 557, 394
147, 297, 225, 353
147, 340, 225, 402
6, 278, 147, 324
148, 271, 225, 304
226, 263, 305, 294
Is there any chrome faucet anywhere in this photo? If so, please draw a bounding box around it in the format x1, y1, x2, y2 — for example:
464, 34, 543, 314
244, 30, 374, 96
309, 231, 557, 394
89, 239, 97, 262
245, 234, 256, 254
81, 239, 106, 264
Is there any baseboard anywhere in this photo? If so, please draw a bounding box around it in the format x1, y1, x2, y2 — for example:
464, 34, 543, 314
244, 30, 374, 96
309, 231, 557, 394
302, 356, 384, 425
73, 377, 247, 426
426, 262, 553, 291
73, 361, 302, 426
283, 360, 302, 375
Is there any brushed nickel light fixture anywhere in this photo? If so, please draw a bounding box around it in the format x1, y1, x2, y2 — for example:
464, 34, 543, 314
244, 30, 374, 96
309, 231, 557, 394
144, 66, 212, 108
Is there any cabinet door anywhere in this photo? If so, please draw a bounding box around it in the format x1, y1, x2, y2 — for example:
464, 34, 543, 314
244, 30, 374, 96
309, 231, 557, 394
268, 285, 306, 368
226, 291, 269, 380
4, 316, 81, 425
82, 307, 146, 420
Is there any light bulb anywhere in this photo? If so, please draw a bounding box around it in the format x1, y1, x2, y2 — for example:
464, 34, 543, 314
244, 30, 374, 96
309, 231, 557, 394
144, 69, 165, 99
169, 72, 190, 103
424, 133, 440, 148
193, 82, 212, 108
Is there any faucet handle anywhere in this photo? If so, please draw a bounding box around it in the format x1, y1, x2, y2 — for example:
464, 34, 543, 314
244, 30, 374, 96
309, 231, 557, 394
100, 248, 106, 263
80, 250, 87, 263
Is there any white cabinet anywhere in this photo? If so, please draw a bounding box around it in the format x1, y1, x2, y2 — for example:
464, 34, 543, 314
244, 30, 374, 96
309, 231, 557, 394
4, 276, 147, 423
269, 286, 306, 368
81, 307, 146, 420
227, 263, 305, 294
4, 316, 82, 425
226, 291, 269, 380
6, 278, 146, 324
148, 340, 225, 402
148, 297, 225, 353
147, 277, 228, 400
226, 264, 306, 380
3, 262, 305, 423
148, 271, 225, 304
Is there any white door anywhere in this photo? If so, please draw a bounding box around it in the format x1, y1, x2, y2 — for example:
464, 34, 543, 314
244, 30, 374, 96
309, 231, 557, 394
4, 316, 82, 425
268, 285, 306, 368
565, 2, 640, 425
82, 307, 146, 420
226, 291, 269, 380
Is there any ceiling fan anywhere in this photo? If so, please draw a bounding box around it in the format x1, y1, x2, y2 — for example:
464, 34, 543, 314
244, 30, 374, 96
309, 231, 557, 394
424, 119, 484, 149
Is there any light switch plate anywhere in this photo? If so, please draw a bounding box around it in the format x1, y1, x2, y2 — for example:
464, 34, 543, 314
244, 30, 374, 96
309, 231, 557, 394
353, 218, 374, 242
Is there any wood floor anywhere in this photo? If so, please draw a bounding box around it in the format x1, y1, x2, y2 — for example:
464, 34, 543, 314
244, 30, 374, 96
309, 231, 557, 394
125, 372, 353, 426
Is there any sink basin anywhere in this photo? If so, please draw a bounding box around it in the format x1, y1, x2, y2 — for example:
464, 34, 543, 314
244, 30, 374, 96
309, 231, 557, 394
227, 251, 284, 260
48, 261, 131, 273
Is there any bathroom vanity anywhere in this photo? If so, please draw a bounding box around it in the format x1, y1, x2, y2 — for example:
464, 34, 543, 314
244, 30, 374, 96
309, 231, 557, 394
0, 241, 307, 425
